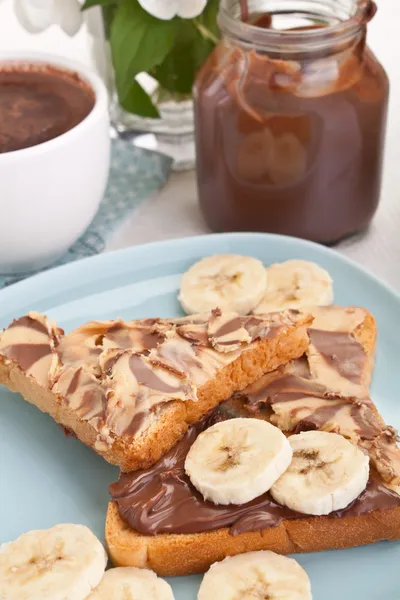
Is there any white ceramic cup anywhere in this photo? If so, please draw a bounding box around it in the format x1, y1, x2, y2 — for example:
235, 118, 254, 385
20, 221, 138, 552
0, 52, 111, 275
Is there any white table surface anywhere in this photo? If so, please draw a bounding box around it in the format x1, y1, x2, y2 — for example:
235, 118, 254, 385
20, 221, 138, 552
0, 0, 399, 291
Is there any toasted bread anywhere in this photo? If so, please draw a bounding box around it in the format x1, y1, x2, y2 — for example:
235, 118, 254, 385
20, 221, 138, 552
105, 307, 400, 575
0, 310, 310, 471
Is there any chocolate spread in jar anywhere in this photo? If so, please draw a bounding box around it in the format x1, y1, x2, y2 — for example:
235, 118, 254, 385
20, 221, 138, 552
194, 2, 389, 244
0, 64, 95, 153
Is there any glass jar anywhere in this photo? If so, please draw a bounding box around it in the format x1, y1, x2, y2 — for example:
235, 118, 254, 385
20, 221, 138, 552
194, 0, 389, 244
85, 6, 195, 172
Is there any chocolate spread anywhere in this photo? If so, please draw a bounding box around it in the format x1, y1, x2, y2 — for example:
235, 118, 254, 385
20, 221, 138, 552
194, 4, 389, 243
110, 411, 400, 536
0, 64, 95, 153
308, 330, 367, 384
110, 305, 400, 536
0, 310, 302, 444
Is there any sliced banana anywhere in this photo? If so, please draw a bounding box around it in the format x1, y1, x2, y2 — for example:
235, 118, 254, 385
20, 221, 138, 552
253, 259, 333, 313
88, 567, 174, 599
185, 418, 293, 505
179, 254, 268, 315
270, 431, 369, 515
198, 551, 312, 600
0, 524, 107, 600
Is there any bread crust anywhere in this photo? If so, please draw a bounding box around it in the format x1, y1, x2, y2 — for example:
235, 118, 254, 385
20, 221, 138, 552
105, 501, 400, 576
0, 317, 310, 472
104, 308, 400, 575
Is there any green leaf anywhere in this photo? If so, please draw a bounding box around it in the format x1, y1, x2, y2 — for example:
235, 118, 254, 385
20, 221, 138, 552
101, 5, 117, 38
152, 18, 216, 96
151, 23, 197, 95
198, 0, 220, 37
81, 0, 116, 10
152, 0, 220, 96
122, 80, 160, 118
110, 0, 178, 116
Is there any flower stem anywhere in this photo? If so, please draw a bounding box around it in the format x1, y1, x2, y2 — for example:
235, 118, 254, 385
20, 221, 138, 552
240, 0, 249, 21
194, 20, 219, 45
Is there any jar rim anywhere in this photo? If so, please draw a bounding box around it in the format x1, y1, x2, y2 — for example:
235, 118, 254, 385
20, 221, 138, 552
218, 0, 376, 52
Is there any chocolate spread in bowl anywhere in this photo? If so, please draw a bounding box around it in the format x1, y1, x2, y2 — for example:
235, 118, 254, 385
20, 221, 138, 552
0, 63, 95, 153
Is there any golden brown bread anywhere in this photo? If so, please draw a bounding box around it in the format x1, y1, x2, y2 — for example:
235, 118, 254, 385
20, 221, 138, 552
105, 500, 400, 576
104, 307, 400, 575
0, 311, 311, 472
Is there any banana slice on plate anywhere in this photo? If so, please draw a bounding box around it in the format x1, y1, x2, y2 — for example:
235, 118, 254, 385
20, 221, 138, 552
185, 418, 293, 505
270, 430, 369, 515
253, 259, 333, 313
179, 254, 268, 315
198, 551, 312, 600
88, 567, 174, 599
0, 524, 107, 600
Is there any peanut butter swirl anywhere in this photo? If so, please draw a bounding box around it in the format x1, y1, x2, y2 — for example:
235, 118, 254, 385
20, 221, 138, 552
0, 313, 62, 387
305, 306, 372, 399
0, 309, 301, 447
110, 305, 400, 536
240, 306, 399, 492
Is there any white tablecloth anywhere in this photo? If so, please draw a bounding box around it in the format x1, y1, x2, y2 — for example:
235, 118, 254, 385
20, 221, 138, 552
0, 0, 399, 291
105, 170, 400, 291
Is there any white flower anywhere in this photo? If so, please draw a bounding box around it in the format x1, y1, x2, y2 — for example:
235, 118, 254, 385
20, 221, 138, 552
14, 0, 83, 36
137, 0, 208, 20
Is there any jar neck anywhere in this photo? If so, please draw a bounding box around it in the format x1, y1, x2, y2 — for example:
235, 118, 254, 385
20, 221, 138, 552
218, 0, 376, 55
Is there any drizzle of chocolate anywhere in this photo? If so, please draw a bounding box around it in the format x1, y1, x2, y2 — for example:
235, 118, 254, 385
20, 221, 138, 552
242, 370, 384, 442
154, 342, 203, 378
103, 351, 122, 376
176, 324, 209, 346
66, 368, 82, 395
243, 315, 272, 339
213, 316, 242, 338
3, 343, 51, 371
105, 323, 164, 351
8, 316, 49, 335
309, 329, 366, 383
290, 401, 383, 440
244, 374, 327, 408
1, 316, 55, 372
129, 355, 186, 393
121, 401, 149, 438
1, 310, 299, 442
241, 323, 381, 442
59, 367, 107, 422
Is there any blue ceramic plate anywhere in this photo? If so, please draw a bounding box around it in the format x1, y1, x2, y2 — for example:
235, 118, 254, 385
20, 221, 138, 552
0, 233, 399, 599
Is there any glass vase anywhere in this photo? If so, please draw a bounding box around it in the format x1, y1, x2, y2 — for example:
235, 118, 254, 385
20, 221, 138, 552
85, 6, 195, 171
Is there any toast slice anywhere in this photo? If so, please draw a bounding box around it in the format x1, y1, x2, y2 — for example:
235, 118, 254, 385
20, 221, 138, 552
105, 306, 400, 575
0, 309, 311, 472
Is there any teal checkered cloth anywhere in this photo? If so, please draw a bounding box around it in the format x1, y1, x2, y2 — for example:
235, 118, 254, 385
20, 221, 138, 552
0, 139, 172, 288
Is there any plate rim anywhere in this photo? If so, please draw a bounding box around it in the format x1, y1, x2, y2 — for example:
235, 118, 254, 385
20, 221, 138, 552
0, 232, 399, 304
0, 231, 399, 598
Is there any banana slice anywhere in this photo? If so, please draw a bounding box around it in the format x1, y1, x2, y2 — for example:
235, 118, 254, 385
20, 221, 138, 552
185, 418, 293, 505
198, 551, 312, 600
253, 259, 333, 313
0, 524, 107, 600
179, 254, 268, 315
270, 431, 369, 515
88, 567, 174, 599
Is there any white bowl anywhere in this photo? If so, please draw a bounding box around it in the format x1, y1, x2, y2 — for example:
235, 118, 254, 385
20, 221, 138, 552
0, 51, 111, 274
